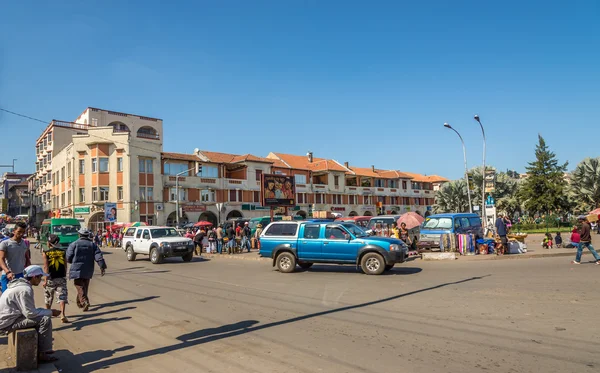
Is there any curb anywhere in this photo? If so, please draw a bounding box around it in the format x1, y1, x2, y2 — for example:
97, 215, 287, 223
202, 253, 269, 262
459, 251, 590, 261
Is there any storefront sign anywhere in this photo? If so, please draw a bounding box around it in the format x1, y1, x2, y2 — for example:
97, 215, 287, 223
330, 207, 346, 212
183, 205, 207, 212
74, 206, 90, 215
363, 206, 375, 211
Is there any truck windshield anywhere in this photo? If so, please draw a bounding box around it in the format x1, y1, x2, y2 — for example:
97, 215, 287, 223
150, 228, 179, 238
341, 223, 368, 237
422, 218, 452, 230
248, 220, 259, 230
53, 225, 80, 235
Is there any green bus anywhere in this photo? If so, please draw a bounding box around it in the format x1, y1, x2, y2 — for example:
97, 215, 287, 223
39, 218, 81, 251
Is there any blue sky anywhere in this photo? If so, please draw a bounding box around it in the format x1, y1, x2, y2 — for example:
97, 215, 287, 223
1, 0, 598, 180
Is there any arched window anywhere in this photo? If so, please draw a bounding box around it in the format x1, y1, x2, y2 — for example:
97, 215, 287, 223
137, 126, 159, 140
108, 121, 130, 133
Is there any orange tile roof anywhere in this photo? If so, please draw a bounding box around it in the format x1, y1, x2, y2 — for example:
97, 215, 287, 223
307, 159, 348, 172
401, 172, 449, 183
378, 170, 414, 179
270, 152, 328, 170
231, 154, 274, 164
161, 152, 200, 162
199, 150, 238, 164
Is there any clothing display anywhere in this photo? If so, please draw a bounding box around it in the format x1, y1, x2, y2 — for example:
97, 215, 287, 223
457, 234, 476, 255
440, 234, 457, 252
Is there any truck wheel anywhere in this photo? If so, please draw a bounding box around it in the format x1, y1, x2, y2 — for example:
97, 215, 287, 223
276, 252, 296, 273
298, 262, 313, 270
126, 246, 136, 261
150, 247, 164, 264
361, 252, 385, 275
182, 252, 193, 262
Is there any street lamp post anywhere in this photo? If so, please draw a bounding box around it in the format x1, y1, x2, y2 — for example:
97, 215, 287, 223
444, 123, 472, 213
175, 167, 196, 226
474, 115, 486, 224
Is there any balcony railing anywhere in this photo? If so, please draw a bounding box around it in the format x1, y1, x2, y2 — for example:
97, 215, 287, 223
51, 120, 89, 130
136, 132, 160, 140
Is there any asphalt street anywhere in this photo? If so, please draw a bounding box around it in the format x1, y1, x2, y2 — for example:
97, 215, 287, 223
30, 248, 600, 373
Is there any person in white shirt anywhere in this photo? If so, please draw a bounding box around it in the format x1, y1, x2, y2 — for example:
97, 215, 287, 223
0, 265, 61, 362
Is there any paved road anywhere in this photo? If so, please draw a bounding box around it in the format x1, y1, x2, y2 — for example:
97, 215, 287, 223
35, 248, 600, 373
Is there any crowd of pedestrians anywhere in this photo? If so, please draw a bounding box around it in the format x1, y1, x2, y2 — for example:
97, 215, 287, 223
0, 224, 107, 363
186, 222, 263, 255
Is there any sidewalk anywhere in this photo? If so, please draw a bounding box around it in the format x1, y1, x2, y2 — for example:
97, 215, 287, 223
0, 342, 58, 372
200, 233, 600, 263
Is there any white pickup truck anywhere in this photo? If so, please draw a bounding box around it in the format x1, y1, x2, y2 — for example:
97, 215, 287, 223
123, 226, 195, 264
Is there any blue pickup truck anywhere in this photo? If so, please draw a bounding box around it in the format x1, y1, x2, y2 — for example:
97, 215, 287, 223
259, 221, 408, 275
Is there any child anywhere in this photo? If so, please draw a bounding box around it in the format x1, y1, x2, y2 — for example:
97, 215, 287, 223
542, 232, 553, 249
569, 227, 580, 248
42, 234, 70, 323
554, 232, 563, 248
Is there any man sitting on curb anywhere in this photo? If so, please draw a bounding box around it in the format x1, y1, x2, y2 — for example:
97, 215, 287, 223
0, 265, 61, 362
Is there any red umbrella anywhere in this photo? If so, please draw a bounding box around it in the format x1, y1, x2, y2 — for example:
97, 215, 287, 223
588, 208, 600, 216
397, 212, 425, 230
194, 220, 213, 227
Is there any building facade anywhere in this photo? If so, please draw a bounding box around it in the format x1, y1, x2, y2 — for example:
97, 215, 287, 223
33, 107, 163, 230
31, 106, 448, 229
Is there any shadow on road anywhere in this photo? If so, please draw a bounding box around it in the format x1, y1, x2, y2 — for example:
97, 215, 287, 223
56, 345, 134, 373
302, 265, 422, 275
69, 306, 137, 322
56, 316, 132, 332
88, 296, 159, 312
77, 275, 488, 372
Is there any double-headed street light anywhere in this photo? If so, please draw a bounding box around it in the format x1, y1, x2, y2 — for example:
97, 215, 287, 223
444, 123, 472, 213
474, 115, 487, 223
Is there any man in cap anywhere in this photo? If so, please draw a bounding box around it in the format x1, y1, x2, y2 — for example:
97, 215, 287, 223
0, 265, 61, 362
572, 216, 600, 265
66, 228, 107, 311
42, 234, 70, 323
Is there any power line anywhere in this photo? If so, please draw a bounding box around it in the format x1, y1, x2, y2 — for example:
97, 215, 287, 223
0, 108, 48, 124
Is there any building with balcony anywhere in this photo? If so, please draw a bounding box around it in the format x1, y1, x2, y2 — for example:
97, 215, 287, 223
7, 181, 31, 217
34, 107, 163, 230
0, 173, 32, 216
160, 150, 275, 226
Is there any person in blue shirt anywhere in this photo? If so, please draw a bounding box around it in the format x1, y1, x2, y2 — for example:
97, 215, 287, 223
495, 213, 508, 251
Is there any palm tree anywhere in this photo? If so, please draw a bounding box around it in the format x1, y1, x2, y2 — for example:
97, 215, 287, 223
570, 157, 600, 212
433, 180, 470, 213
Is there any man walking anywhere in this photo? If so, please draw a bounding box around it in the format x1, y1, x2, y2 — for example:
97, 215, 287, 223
216, 225, 224, 254
572, 216, 600, 265
42, 234, 70, 323
66, 228, 107, 311
226, 224, 235, 254
0, 265, 61, 362
242, 222, 252, 252
495, 213, 508, 251
0, 222, 31, 292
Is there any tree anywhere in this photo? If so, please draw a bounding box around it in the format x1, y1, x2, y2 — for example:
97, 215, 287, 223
519, 135, 568, 214
570, 157, 600, 212
433, 180, 470, 213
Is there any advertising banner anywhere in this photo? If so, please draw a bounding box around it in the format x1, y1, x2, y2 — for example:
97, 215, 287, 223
262, 174, 296, 207
104, 202, 117, 222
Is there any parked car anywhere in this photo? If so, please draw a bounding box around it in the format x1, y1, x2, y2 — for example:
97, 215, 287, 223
223, 218, 251, 232
123, 226, 195, 264
418, 213, 483, 249
335, 216, 372, 228
259, 221, 408, 275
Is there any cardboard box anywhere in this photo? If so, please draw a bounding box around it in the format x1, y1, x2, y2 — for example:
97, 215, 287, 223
587, 214, 598, 222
